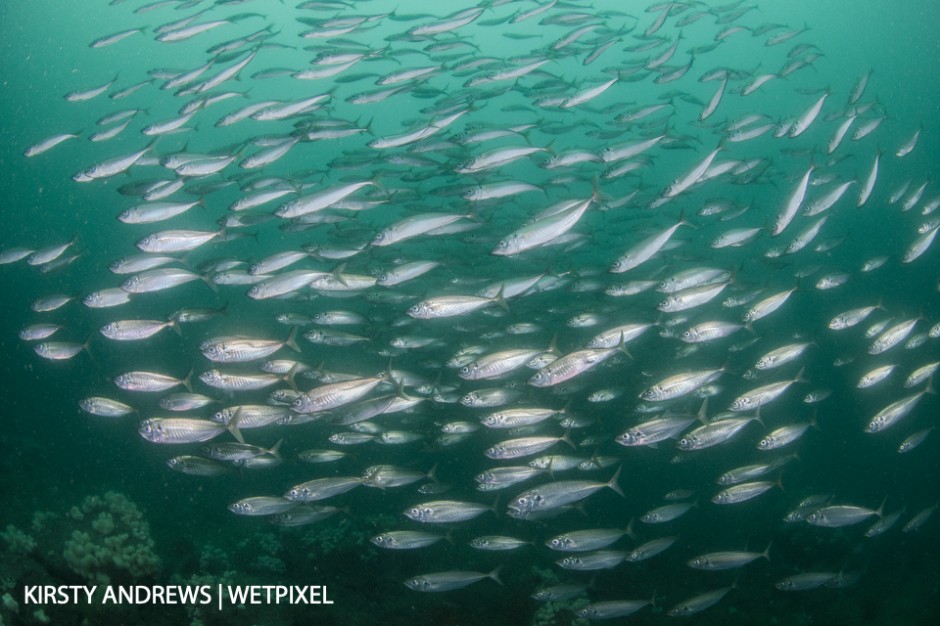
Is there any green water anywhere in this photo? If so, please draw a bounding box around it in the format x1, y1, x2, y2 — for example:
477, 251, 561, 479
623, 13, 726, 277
1, 1, 938, 625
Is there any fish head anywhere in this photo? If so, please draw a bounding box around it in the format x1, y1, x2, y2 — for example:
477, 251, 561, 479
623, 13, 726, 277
864, 416, 886, 433
528, 369, 553, 387
547, 536, 573, 551
482, 414, 504, 429
460, 392, 481, 407
463, 187, 483, 201
805, 510, 825, 525
658, 296, 678, 311
203, 443, 225, 458
407, 303, 430, 319
406, 506, 431, 522
370, 534, 396, 549
610, 257, 629, 272
512, 492, 544, 514
213, 409, 235, 424
688, 556, 710, 569
675, 435, 696, 450
757, 437, 774, 450
527, 353, 556, 368
755, 356, 773, 369
492, 235, 520, 256
83, 291, 103, 307
371, 230, 391, 246
138, 419, 165, 442
459, 362, 480, 379
616, 430, 639, 446
658, 277, 677, 291
228, 501, 251, 515
199, 370, 222, 385
404, 578, 431, 592
73, 169, 95, 182
285, 486, 307, 501
200, 341, 225, 360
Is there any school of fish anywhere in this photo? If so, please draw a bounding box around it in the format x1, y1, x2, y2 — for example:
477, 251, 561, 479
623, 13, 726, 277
5, 0, 940, 621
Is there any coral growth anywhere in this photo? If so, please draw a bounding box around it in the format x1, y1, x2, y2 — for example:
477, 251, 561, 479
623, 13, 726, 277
0, 525, 36, 555
60, 492, 161, 584
2, 491, 161, 587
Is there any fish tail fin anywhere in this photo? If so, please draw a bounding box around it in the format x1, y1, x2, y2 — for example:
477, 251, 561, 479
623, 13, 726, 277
201, 272, 219, 294
493, 284, 510, 312
488, 564, 504, 586
546, 332, 559, 355
763, 541, 773, 562
615, 331, 632, 359
82, 335, 98, 365
590, 176, 607, 205
286, 326, 301, 352
283, 363, 299, 393
608, 465, 625, 497
560, 430, 576, 449
332, 262, 349, 287
181, 367, 194, 393
754, 405, 768, 427
228, 408, 245, 444
875, 495, 887, 518
696, 398, 710, 424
